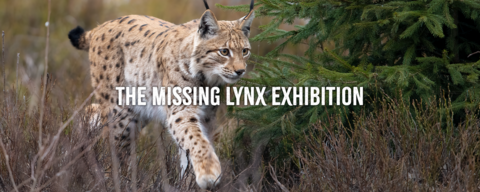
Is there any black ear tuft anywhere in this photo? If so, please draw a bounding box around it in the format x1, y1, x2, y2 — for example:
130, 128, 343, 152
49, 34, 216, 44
68, 26, 85, 49
250, 0, 254, 12
203, 0, 210, 10
239, 0, 255, 37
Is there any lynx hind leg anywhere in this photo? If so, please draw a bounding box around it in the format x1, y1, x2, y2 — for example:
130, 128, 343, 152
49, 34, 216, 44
179, 149, 190, 178
203, 105, 220, 142
105, 106, 142, 149
92, 104, 139, 163
84, 104, 102, 131
97, 104, 146, 178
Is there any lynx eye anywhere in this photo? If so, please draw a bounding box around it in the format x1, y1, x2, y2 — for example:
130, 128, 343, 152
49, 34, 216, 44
242, 48, 249, 56
219, 49, 230, 56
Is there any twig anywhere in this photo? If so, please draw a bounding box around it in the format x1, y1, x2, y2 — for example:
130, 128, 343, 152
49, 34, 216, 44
152, 124, 173, 191
13, 115, 103, 192
217, 164, 254, 191
467, 51, 480, 58
31, 1, 51, 190
10, 178, 32, 192
16, 53, 19, 105
268, 164, 289, 192
29, 155, 38, 192
0, 138, 19, 192
130, 121, 137, 192
2, 31, 5, 113
39, 88, 97, 160
38, 0, 51, 151
2, 31, 5, 100
36, 134, 103, 191
109, 121, 122, 192
29, 88, 97, 191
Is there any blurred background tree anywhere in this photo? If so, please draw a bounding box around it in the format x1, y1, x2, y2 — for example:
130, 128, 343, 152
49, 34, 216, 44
221, 0, 480, 180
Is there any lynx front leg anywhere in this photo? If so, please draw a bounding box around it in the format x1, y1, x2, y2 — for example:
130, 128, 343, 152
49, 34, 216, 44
167, 105, 221, 189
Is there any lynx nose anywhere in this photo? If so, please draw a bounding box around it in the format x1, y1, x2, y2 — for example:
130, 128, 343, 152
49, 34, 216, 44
235, 69, 245, 76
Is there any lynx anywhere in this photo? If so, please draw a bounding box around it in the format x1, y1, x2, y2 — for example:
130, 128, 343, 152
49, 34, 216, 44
68, 0, 255, 189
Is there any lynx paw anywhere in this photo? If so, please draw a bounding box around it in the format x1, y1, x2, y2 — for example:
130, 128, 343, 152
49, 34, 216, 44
194, 152, 221, 189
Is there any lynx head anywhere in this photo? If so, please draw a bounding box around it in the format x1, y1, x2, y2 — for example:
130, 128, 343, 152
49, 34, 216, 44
190, 0, 255, 85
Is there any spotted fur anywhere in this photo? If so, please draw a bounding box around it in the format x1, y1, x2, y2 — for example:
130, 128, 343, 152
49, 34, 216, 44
69, 3, 255, 189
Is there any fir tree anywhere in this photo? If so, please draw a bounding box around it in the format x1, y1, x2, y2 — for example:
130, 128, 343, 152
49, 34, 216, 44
218, 0, 480, 168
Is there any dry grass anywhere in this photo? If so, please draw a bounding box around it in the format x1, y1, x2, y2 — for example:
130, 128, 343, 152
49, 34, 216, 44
0, 81, 265, 191
264, 97, 480, 192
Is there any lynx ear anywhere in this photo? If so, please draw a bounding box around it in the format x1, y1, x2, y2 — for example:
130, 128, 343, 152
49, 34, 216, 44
239, 0, 255, 37
239, 12, 255, 37
198, 10, 219, 39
